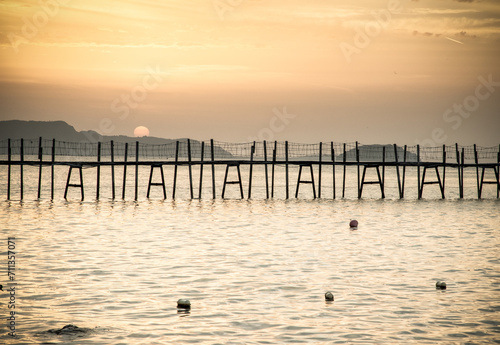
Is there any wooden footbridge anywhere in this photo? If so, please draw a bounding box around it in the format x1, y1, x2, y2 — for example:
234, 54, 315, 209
0, 138, 498, 200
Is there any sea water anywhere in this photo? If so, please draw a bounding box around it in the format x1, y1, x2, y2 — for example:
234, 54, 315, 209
0, 164, 499, 344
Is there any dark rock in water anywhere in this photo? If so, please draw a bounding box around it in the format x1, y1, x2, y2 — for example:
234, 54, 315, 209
46, 324, 92, 335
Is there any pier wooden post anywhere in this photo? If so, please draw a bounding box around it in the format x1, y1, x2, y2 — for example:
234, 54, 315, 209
359, 163, 385, 199
331, 142, 336, 199
64, 164, 84, 201
456, 144, 463, 199
64, 169, 70, 200
295, 164, 316, 199
461, 147, 465, 198
211, 139, 216, 199
147, 166, 153, 198
474, 144, 480, 199
394, 144, 402, 199
111, 141, 115, 199
356, 142, 360, 199
221, 163, 244, 199
285, 141, 289, 199
248, 141, 255, 199
135, 141, 139, 201
7, 138, 11, 200
122, 143, 128, 199
442, 145, 446, 198
20, 138, 24, 200
271, 141, 277, 198
188, 139, 194, 199
382, 146, 386, 194
417, 145, 421, 199
198, 141, 205, 199
172, 141, 179, 199
342, 143, 346, 198
419, 153, 445, 199
51, 139, 55, 200
498, 145, 500, 199
96, 141, 101, 200
402, 145, 407, 198
147, 164, 166, 199
318, 142, 322, 198
477, 144, 500, 199
37, 137, 43, 199
264, 141, 269, 199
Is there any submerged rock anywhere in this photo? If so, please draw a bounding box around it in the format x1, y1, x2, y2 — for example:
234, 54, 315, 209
46, 324, 92, 335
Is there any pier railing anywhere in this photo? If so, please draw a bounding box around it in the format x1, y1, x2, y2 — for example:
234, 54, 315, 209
0, 138, 498, 200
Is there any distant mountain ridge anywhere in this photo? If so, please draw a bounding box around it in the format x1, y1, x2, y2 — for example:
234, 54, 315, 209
0, 120, 178, 145
0, 120, 236, 158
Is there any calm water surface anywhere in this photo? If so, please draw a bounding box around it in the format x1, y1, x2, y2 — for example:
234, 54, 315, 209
0, 165, 499, 344
0, 197, 499, 344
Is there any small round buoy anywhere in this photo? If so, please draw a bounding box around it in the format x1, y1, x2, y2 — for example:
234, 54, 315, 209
349, 220, 358, 228
325, 291, 334, 301
436, 281, 447, 290
177, 299, 191, 309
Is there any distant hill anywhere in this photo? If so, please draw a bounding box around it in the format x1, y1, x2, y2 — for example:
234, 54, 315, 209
0, 120, 178, 145
340, 144, 418, 162
287, 144, 418, 162
0, 120, 232, 158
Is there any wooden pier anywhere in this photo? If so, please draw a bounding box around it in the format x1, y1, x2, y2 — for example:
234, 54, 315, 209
0, 138, 499, 201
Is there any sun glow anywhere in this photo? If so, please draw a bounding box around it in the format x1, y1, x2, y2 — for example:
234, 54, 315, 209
134, 126, 149, 137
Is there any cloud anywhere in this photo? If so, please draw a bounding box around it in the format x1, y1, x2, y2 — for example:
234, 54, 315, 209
412, 29, 478, 41
412, 30, 442, 38
456, 30, 477, 38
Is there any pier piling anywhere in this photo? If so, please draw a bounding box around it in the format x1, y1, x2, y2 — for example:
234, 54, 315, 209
7, 138, 11, 200
51, 139, 55, 200
331, 142, 336, 199
37, 137, 42, 199
20, 138, 24, 200
198, 141, 205, 199
96, 142, 101, 200
211, 139, 216, 199
122, 143, 128, 200
248, 142, 255, 199
135, 141, 139, 201
111, 141, 115, 199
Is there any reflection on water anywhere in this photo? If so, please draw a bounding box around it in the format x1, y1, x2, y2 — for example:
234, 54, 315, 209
0, 197, 499, 344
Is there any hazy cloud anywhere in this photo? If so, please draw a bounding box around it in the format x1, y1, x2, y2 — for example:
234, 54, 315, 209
0, 0, 499, 145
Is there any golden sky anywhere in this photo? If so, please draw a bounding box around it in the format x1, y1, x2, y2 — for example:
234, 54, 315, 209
1, 0, 499, 145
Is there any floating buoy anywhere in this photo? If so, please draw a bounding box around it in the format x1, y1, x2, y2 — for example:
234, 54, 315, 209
177, 299, 191, 309
349, 220, 358, 228
325, 291, 334, 301
436, 281, 447, 290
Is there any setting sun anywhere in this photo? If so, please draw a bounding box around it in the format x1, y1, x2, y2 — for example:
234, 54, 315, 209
134, 126, 149, 137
